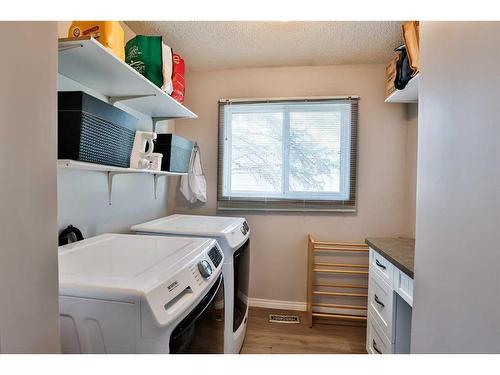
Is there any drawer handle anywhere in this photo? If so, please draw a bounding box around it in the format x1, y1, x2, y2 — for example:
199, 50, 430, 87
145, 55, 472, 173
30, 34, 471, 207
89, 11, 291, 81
375, 259, 386, 270
374, 294, 385, 308
372, 339, 382, 354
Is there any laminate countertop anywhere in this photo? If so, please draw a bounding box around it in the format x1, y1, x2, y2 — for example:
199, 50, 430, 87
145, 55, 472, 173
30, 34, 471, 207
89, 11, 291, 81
365, 237, 415, 278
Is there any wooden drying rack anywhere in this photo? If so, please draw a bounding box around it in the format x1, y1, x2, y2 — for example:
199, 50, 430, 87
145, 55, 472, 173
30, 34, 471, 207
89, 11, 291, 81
307, 235, 369, 327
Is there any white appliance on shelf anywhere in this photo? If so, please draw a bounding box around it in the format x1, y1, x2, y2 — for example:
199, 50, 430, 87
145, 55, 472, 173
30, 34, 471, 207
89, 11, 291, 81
130, 131, 157, 169
58, 233, 225, 354
131, 214, 250, 354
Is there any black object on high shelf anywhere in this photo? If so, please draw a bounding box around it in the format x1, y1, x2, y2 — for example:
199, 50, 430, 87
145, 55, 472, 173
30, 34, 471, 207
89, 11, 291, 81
58, 91, 138, 168
154, 134, 194, 173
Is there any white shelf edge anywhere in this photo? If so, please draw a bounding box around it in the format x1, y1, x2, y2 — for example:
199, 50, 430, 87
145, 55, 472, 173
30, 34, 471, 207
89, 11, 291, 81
385, 73, 419, 103
58, 159, 186, 205
58, 37, 198, 120
57, 159, 187, 176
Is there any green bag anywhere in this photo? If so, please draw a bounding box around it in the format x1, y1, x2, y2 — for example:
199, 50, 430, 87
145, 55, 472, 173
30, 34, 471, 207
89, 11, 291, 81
125, 35, 163, 88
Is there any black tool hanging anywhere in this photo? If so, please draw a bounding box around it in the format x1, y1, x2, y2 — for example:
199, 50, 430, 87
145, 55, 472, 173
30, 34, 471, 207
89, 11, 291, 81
59, 225, 84, 246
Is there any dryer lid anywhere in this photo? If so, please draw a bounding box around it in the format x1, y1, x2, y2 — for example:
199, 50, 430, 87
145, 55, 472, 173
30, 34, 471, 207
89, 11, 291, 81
131, 214, 245, 237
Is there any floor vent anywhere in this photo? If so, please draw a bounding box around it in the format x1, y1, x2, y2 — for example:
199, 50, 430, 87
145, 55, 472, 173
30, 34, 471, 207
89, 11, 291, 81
269, 314, 301, 324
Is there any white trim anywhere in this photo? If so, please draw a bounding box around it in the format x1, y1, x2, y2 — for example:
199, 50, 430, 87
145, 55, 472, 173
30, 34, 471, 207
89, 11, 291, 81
248, 298, 307, 311
217, 206, 356, 212
222, 100, 350, 201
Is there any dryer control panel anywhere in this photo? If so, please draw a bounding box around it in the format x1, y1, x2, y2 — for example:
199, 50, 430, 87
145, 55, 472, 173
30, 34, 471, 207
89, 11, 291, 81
224, 221, 250, 249
240, 221, 250, 235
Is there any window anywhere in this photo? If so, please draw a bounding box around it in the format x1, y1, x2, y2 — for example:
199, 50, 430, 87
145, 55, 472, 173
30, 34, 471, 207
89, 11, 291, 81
217, 97, 359, 212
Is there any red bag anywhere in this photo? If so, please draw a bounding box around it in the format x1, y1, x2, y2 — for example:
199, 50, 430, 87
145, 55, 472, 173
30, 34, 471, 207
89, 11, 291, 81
171, 53, 185, 103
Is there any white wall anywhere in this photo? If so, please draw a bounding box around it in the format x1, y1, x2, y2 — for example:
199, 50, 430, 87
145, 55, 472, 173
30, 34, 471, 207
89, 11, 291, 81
56, 22, 169, 237
411, 22, 500, 353
0, 22, 60, 353
406, 104, 418, 237
168, 64, 416, 304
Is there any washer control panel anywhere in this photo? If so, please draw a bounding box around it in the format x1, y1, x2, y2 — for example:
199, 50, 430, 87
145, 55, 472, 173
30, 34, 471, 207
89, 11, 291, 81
208, 246, 223, 267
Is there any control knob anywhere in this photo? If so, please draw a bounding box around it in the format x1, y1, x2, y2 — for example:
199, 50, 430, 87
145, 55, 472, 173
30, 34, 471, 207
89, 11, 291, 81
198, 260, 213, 278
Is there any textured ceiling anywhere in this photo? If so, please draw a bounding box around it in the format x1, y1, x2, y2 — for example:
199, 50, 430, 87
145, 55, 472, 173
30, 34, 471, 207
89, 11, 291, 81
125, 21, 403, 71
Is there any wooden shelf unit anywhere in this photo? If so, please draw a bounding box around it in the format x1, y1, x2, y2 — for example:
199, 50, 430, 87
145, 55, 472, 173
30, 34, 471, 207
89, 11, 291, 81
307, 235, 369, 327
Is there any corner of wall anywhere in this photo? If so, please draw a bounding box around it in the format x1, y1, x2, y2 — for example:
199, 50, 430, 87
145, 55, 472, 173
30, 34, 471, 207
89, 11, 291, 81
405, 103, 418, 238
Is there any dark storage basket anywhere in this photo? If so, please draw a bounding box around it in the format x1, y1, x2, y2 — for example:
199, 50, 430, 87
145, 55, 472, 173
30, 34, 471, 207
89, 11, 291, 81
154, 134, 193, 173
58, 91, 138, 168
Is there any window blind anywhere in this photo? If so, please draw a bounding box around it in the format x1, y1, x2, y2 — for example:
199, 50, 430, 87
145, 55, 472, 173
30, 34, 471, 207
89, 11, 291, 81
217, 97, 359, 212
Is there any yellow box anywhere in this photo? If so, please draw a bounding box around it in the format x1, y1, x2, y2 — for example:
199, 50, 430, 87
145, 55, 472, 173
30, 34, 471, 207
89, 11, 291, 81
68, 21, 125, 61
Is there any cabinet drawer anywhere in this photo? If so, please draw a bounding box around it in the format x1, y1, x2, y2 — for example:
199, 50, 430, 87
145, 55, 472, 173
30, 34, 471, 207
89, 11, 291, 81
394, 268, 414, 307
369, 248, 394, 286
368, 269, 394, 339
366, 312, 393, 354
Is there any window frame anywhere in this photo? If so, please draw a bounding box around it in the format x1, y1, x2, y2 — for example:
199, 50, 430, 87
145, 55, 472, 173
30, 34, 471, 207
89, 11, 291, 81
217, 97, 359, 212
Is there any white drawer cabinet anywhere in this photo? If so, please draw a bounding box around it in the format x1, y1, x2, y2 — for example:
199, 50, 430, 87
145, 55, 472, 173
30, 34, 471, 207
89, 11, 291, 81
369, 248, 394, 286
367, 312, 393, 354
368, 269, 393, 339
394, 268, 414, 307
366, 247, 413, 354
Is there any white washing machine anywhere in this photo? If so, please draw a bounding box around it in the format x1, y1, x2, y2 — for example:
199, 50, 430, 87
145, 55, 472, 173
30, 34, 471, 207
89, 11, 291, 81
58, 233, 225, 353
131, 214, 250, 354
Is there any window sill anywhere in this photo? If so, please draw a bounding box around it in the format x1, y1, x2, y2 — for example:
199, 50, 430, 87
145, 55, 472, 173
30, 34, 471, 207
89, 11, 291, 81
217, 201, 357, 213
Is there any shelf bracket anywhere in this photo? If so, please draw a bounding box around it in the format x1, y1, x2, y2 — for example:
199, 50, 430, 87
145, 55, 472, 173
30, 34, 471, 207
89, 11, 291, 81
109, 94, 156, 105
107, 172, 118, 205
153, 174, 164, 200
152, 117, 175, 132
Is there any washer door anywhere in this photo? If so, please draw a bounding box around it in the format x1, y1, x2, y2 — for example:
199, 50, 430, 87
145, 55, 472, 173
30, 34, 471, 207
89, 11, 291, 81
169, 275, 225, 354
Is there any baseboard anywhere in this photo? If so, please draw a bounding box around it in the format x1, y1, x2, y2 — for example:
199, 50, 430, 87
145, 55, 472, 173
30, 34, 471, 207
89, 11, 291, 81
248, 298, 307, 312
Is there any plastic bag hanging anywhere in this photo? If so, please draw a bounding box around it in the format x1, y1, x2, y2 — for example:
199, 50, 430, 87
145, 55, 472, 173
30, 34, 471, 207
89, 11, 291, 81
180, 142, 207, 203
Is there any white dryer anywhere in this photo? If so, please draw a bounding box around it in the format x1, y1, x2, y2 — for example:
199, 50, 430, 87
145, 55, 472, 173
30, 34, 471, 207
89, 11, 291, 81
58, 233, 225, 353
131, 214, 250, 354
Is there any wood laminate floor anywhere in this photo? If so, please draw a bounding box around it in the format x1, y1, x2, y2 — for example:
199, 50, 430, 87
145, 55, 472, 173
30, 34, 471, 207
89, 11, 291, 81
240, 307, 367, 354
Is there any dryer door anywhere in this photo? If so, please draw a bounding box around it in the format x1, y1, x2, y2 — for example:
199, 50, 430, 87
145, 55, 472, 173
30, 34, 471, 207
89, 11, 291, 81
233, 238, 250, 332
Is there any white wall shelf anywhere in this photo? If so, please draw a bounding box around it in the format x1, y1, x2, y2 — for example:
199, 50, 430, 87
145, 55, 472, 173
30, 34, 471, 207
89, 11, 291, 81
58, 160, 186, 205
385, 73, 419, 103
58, 37, 197, 120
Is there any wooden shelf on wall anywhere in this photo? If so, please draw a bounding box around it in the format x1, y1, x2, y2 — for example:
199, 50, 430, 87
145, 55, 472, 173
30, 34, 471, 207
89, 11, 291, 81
57, 159, 186, 177
58, 159, 186, 205
58, 37, 197, 120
